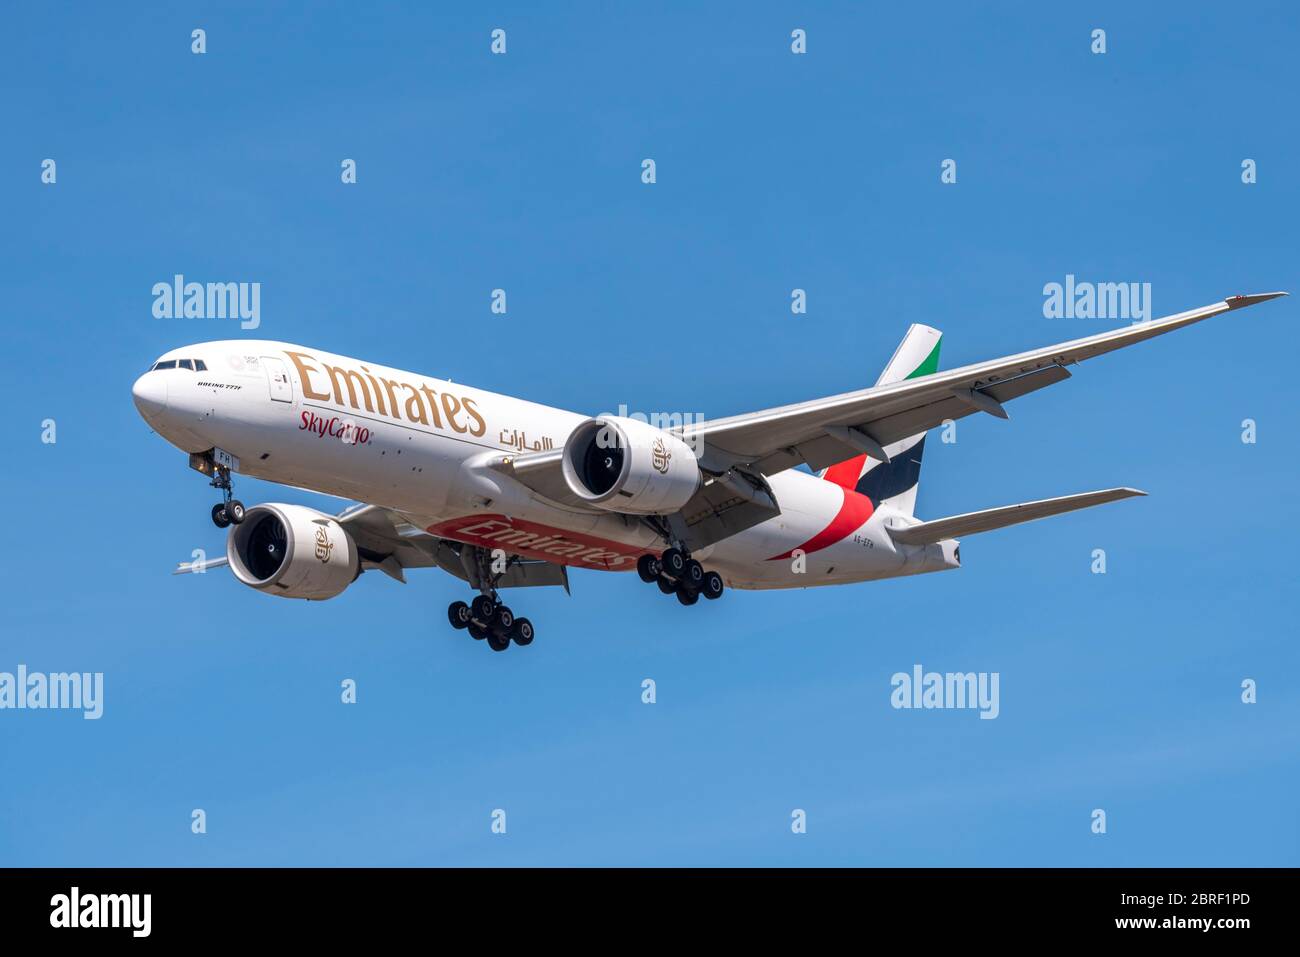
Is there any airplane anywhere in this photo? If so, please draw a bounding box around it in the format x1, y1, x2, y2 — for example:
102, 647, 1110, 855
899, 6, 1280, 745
132, 292, 1286, 652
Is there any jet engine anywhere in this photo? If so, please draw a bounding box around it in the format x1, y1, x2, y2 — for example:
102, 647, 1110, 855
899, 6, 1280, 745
561, 415, 701, 514
226, 503, 360, 600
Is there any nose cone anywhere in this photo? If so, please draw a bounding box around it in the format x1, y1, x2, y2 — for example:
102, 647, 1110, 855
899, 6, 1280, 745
132, 373, 168, 419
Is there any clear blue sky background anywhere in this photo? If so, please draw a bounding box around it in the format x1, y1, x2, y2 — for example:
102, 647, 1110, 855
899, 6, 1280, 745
1, 2, 1296, 866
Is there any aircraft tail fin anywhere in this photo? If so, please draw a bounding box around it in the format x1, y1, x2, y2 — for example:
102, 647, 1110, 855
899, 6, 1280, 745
821, 323, 941, 517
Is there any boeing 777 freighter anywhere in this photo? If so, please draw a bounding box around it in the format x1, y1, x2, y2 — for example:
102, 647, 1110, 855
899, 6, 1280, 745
132, 292, 1286, 651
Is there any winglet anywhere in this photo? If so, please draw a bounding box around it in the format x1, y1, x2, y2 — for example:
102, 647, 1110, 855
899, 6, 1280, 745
1225, 292, 1288, 310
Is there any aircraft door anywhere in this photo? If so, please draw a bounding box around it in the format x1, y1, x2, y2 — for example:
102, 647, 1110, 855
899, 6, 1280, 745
262, 357, 294, 403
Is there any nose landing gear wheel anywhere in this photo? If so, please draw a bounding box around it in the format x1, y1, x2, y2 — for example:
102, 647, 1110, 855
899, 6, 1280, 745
226, 500, 246, 524
211, 503, 232, 528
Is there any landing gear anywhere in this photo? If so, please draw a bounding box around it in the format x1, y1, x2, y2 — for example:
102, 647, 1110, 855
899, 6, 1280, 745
448, 601, 471, 629
471, 594, 496, 622
448, 548, 542, 652
637, 554, 660, 583
701, 571, 725, 600
682, 559, 705, 590
637, 545, 725, 608
512, 618, 535, 646
208, 462, 245, 528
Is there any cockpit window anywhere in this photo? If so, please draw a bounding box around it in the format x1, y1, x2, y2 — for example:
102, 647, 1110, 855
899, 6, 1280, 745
149, 357, 206, 371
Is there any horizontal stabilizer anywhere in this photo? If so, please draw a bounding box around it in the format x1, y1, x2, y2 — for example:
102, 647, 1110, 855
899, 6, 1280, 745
888, 487, 1146, 546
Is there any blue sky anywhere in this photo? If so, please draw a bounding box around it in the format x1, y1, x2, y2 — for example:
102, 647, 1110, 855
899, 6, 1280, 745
1, 2, 1296, 866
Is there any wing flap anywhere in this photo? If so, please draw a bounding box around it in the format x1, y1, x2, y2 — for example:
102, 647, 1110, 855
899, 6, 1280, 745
888, 487, 1146, 546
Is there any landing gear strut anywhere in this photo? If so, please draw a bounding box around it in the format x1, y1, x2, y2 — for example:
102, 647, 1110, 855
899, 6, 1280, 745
637, 546, 725, 607
208, 463, 246, 529
446, 546, 537, 653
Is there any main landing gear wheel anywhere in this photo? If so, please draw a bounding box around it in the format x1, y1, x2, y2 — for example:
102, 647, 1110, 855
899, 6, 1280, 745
471, 594, 496, 622
660, 547, 687, 579
211, 503, 232, 528
702, 571, 724, 600
511, 618, 535, 646
640, 543, 723, 608
452, 592, 535, 651
448, 601, 471, 629
637, 554, 661, 583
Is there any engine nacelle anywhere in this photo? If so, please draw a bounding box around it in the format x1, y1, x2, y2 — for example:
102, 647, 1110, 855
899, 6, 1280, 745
561, 415, 701, 514
227, 504, 360, 600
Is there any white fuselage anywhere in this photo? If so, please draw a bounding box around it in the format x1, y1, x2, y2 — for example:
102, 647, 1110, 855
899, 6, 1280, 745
132, 341, 958, 590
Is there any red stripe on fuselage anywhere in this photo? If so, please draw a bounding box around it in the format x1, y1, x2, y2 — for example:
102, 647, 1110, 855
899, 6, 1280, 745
766, 486, 875, 561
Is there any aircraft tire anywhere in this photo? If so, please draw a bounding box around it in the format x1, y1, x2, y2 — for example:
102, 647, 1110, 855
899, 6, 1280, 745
448, 601, 471, 629
683, 559, 705, 589
702, 571, 724, 600
471, 595, 496, 622
511, 618, 534, 646
660, 548, 686, 578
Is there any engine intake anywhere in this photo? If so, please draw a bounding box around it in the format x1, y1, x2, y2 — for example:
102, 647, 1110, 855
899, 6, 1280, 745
561, 416, 701, 514
227, 503, 359, 600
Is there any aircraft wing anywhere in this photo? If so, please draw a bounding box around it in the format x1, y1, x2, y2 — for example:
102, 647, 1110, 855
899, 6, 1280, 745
680, 293, 1287, 477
